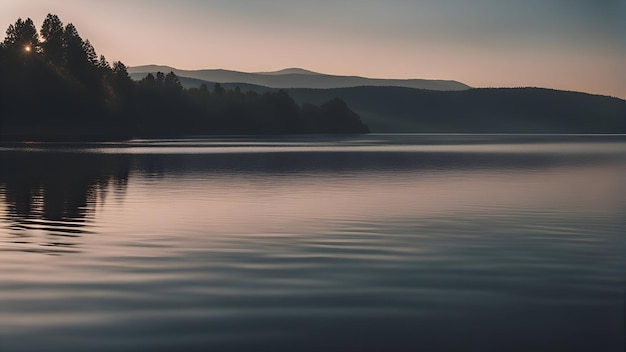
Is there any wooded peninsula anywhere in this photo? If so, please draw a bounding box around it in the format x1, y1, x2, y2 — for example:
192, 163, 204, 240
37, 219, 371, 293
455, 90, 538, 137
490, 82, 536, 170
0, 15, 369, 141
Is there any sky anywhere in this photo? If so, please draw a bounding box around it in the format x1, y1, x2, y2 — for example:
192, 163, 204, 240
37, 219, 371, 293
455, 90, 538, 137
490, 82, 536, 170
1, 0, 625, 98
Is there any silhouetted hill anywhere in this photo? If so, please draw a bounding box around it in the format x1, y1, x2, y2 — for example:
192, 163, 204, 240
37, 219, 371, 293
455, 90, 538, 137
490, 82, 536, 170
128, 65, 470, 91
287, 87, 626, 133
129, 70, 625, 133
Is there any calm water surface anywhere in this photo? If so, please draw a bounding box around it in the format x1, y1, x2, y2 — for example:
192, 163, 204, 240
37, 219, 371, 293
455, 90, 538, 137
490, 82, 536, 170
0, 135, 624, 351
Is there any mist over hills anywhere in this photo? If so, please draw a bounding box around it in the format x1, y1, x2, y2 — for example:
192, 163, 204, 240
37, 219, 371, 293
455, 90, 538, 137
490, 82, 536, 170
128, 65, 471, 91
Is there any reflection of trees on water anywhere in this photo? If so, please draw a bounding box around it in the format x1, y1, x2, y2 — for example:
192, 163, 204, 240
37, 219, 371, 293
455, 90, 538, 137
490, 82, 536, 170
0, 152, 130, 255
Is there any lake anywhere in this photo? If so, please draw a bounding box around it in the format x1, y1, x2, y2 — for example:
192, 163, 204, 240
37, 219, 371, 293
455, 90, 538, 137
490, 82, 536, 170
0, 134, 624, 351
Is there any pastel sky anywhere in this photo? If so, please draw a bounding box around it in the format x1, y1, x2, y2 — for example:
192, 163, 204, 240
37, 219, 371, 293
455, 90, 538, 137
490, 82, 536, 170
2, 0, 625, 98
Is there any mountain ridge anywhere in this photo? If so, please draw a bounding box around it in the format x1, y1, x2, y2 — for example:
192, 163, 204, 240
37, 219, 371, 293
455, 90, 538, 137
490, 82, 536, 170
255, 68, 321, 75
128, 65, 471, 91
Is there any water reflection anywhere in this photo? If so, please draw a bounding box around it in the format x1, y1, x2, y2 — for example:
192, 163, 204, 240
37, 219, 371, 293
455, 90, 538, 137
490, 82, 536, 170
0, 138, 623, 256
0, 152, 130, 254
0, 136, 624, 352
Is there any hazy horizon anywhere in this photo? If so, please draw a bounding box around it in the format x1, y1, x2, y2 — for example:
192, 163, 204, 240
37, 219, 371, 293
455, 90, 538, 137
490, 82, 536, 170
2, 0, 625, 98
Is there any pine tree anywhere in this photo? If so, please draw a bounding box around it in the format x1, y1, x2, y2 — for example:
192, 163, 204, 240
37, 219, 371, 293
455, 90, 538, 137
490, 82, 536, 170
3, 18, 39, 53
98, 55, 110, 70
40, 14, 64, 64
63, 23, 87, 69
83, 40, 98, 66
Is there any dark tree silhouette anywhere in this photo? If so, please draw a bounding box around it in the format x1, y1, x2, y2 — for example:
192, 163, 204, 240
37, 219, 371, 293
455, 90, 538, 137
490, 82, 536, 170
164, 71, 183, 95
63, 23, 87, 70
3, 18, 39, 52
213, 83, 225, 96
0, 14, 369, 141
40, 14, 64, 65
83, 40, 98, 65
155, 71, 165, 86
97, 54, 110, 70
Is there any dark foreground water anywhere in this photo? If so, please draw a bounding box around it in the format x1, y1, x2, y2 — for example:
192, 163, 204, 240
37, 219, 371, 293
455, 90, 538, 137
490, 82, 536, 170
0, 135, 624, 352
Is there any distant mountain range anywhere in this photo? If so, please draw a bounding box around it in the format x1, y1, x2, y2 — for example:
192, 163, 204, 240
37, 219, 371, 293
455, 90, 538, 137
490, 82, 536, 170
128, 66, 626, 134
128, 65, 470, 91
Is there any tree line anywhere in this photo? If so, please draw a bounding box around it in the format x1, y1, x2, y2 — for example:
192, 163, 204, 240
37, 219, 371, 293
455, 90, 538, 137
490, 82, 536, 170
0, 14, 369, 141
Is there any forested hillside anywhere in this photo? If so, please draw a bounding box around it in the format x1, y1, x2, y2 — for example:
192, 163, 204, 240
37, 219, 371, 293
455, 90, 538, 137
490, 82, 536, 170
288, 87, 626, 133
131, 71, 625, 134
0, 15, 368, 141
